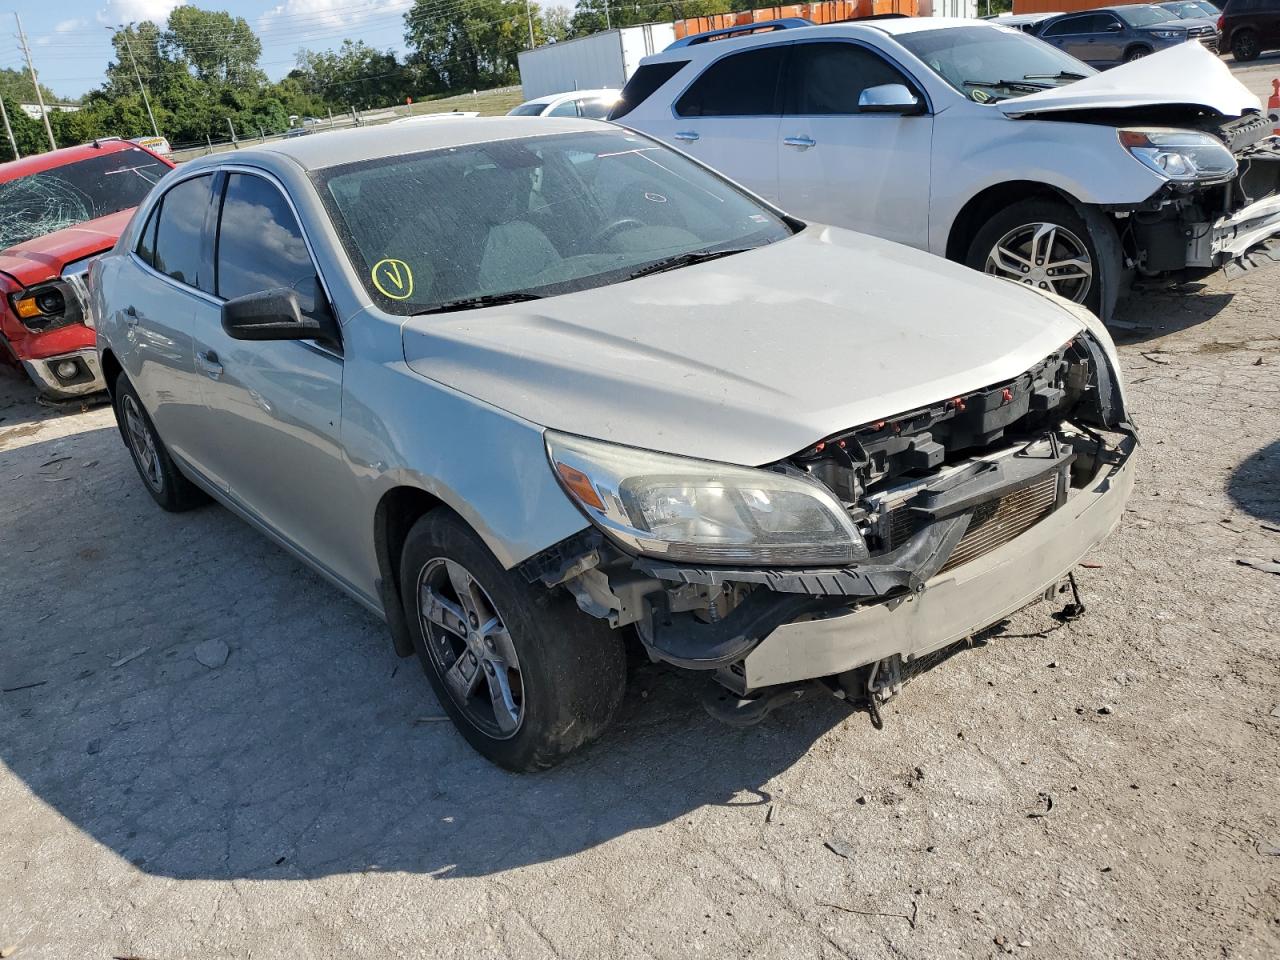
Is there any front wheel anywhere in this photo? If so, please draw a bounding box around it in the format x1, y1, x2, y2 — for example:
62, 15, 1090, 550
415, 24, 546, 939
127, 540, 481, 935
1124, 45, 1151, 63
965, 198, 1106, 317
1231, 30, 1260, 62
400, 510, 626, 771
112, 375, 209, 512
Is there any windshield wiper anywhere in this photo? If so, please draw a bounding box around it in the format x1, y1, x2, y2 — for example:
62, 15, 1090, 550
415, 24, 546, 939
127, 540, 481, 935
627, 247, 753, 280
963, 78, 1054, 92
1023, 71, 1088, 81
414, 291, 544, 315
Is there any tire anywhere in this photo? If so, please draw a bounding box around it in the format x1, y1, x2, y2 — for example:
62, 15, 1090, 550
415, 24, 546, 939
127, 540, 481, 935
400, 510, 626, 772
1124, 45, 1152, 63
112, 375, 209, 512
965, 197, 1106, 317
1231, 30, 1260, 62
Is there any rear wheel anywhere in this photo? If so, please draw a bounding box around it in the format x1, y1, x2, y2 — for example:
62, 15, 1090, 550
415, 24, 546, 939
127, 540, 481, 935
966, 198, 1103, 315
1124, 45, 1152, 62
1231, 29, 1260, 61
113, 375, 208, 512
400, 510, 626, 771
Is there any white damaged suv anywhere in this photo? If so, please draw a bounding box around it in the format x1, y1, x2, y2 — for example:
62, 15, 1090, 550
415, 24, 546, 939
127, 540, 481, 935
93, 119, 1135, 770
613, 18, 1280, 319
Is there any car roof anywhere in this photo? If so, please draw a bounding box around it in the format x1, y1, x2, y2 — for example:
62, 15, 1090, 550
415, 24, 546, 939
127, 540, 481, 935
193, 116, 611, 172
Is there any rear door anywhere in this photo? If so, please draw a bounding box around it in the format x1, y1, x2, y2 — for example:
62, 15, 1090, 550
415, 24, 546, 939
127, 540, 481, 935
191, 169, 356, 584
1041, 14, 1103, 63
121, 173, 216, 470
655, 45, 787, 204
775, 41, 932, 247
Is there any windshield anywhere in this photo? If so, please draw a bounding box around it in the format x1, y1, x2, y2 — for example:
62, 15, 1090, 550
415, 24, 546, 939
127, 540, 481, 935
898, 26, 1097, 103
507, 102, 548, 116
316, 128, 794, 315
1161, 1, 1213, 16
1118, 5, 1179, 24
0, 146, 168, 250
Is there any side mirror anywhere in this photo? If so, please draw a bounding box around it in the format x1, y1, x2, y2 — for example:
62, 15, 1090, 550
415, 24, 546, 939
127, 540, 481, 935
1105, 21, 1124, 31
858, 84, 923, 115
221, 286, 339, 345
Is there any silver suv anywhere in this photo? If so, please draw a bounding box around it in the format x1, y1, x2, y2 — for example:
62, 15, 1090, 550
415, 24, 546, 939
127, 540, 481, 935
93, 119, 1135, 770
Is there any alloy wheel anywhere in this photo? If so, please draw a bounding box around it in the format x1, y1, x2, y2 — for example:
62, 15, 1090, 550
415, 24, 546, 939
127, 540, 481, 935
417, 558, 524, 739
983, 221, 1093, 303
122, 394, 164, 493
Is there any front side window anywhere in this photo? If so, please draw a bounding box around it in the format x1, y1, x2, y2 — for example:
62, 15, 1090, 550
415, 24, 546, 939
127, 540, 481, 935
0, 146, 169, 251
786, 42, 913, 115
152, 175, 212, 290
215, 173, 318, 309
547, 99, 579, 118
315, 128, 794, 316
675, 46, 786, 117
899, 26, 1096, 103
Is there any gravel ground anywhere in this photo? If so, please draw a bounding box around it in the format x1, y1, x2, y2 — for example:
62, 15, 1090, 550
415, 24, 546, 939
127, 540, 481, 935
1, 278, 1277, 957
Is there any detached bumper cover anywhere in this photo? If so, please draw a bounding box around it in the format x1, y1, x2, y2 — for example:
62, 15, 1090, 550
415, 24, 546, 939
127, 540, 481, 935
1214, 194, 1280, 263
732, 435, 1135, 690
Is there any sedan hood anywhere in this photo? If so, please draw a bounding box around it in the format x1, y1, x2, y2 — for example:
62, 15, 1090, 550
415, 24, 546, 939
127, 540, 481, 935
0, 209, 134, 287
998, 42, 1261, 118
402, 227, 1084, 465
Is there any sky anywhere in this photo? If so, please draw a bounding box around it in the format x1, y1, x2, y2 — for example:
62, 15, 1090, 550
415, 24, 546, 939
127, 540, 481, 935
7, 0, 418, 100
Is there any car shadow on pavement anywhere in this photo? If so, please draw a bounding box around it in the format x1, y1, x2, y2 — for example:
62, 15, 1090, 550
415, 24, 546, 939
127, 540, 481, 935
1227, 438, 1280, 524
1110, 288, 1235, 344
0, 428, 854, 883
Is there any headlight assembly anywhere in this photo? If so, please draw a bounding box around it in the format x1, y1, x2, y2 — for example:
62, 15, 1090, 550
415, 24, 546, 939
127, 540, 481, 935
1150, 29, 1183, 39
546, 431, 869, 567
1119, 128, 1236, 182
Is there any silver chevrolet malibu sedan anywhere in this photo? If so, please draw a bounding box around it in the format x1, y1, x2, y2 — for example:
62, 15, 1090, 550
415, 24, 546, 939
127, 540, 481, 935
92, 118, 1136, 770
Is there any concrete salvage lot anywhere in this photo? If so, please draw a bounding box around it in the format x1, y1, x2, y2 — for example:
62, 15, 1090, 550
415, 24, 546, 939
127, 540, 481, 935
0, 264, 1277, 958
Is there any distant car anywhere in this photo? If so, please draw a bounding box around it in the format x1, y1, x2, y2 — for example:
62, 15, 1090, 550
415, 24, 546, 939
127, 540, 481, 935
129, 135, 171, 156
0, 139, 172, 398
507, 89, 621, 119
1158, 0, 1224, 20
283, 127, 312, 139
1218, 0, 1280, 60
1036, 4, 1219, 65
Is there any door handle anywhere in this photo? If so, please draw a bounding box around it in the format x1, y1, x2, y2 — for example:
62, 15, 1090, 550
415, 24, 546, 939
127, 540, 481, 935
673, 130, 700, 142
196, 350, 223, 379
783, 135, 817, 149
124, 305, 138, 327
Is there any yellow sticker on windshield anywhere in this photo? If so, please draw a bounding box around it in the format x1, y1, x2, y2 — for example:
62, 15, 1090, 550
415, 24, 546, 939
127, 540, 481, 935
371, 258, 413, 300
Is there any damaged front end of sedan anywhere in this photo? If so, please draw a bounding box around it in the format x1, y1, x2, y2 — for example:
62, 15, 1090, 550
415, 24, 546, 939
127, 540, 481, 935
522, 330, 1137, 724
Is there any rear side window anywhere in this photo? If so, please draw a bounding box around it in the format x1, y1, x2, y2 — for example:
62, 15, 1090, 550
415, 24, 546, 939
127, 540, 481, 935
1042, 15, 1084, 35
215, 173, 319, 310
674, 46, 785, 117
135, 202, 160, 267
609, 61, 688, 120
153, 175, 212, 290
785, 43, 912, 115
547, 99, 579, 118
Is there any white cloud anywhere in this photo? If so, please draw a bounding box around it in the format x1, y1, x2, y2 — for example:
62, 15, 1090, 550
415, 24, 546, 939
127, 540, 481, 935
259, 0, 412, 34
54, 18, 90, 32
95, 0, 187, 28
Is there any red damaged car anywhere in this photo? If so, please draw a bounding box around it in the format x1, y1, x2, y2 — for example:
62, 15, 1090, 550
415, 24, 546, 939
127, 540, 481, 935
0, 139, 172, 399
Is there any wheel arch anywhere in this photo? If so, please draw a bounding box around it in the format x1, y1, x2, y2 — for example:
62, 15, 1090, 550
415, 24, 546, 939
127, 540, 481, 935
100, 348, 122, 398
1123, 43, 1153, 61
945, 180, 1078, 263
374, 485, 447, 658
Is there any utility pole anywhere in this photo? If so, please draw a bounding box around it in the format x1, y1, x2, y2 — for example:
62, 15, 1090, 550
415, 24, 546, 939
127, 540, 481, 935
114, 24, 161, 139
226, 117, 237, 147
605, 0, 611, 30
0, 96, 18, 160
525, 0, 536, 47
14, 12, 55, 152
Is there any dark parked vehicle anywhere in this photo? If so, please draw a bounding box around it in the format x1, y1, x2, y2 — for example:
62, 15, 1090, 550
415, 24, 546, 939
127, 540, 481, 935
1158, 0, 1224, 18
1218, 0, 1280, 60
1036, 4, 1219, 66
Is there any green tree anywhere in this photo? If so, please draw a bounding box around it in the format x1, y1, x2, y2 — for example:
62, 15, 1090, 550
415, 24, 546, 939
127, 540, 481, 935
405, 0, 545, 92
0, 68, 61, 107
0, 96, 50, 161
542, 5, 573, 42
293, 40, 413, 110
165, 6, 265, 86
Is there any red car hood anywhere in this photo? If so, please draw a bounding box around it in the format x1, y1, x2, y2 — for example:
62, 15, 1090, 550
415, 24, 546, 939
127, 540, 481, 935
0, 208, 135, 286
